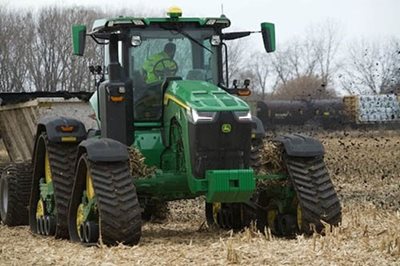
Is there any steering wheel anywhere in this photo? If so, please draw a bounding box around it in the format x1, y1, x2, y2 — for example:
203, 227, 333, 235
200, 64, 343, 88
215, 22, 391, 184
153, 58, 178, 80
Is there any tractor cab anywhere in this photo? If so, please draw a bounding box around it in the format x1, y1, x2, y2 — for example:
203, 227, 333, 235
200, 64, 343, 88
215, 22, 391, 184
72, 7, 275, 128
126, 17, 223, 122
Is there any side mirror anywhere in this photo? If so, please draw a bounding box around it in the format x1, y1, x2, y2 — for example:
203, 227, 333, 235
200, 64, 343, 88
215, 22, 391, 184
233, 79, 238, 88
261, 22, 276, 53
72, 24, 87, 56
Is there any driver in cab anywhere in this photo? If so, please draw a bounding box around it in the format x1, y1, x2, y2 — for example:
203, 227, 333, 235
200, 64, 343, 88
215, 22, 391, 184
142, 42, 177, 84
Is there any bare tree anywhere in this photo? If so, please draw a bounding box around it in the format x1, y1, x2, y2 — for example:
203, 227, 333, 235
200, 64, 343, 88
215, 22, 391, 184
249, 19, 342, 101
246, 52, 272, 100
308, 19, 342, 87
270, 20, 341, 89
0, 8, 32, 92
339, 38, 400, 95
0, 5, 159, 93
271, 75, 337, 100
25, 7, 102, 92
222, 38, 248, 86
60, 8, 104, 92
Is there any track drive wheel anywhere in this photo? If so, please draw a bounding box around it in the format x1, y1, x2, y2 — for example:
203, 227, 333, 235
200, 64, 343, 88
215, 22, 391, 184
0, 163, 32, 226
68, 154, 142, 246
285, 156, 342, 234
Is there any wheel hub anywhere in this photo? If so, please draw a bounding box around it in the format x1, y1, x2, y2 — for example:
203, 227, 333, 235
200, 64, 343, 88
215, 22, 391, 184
296, 203, 302, 230
44, 151, 53, 183
86, 171, 95, 200
212, 202, 221, 224
76, 203, 85, 240
36, 199, 44, 219
267, 209, 278, 231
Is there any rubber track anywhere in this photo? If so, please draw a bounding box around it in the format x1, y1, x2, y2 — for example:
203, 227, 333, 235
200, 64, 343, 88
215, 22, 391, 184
89, 161, 142, 245
1, 163, 32, 226
46, 141, 78, 238
284, 156, 342, 233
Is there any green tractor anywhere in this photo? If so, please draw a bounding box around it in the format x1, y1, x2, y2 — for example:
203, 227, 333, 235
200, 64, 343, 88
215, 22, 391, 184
21, 7, 341, 245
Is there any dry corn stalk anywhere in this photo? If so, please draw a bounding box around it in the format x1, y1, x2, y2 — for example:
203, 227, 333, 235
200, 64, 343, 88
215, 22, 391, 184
128, 147, 157, 178
254, 139, 284, 175
253, 139, 288, 188
128, 147, 167, 220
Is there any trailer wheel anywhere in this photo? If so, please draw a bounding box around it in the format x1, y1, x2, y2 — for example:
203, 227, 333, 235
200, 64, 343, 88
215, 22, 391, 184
0, 163, 32, 226
68, 154, 142, 245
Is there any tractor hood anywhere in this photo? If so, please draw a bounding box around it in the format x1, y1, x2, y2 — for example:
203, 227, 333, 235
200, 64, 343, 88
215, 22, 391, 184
164, 80, 250, 112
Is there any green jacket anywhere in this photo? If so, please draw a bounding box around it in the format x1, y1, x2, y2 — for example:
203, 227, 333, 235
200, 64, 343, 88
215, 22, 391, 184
142, 51, 174, 84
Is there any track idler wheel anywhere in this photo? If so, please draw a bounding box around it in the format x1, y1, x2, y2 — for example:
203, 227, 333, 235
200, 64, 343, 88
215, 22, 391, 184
36, 217, 45, 235
44, 215, 56, 236
83, 221, 99, 243
277, 214, 297, 236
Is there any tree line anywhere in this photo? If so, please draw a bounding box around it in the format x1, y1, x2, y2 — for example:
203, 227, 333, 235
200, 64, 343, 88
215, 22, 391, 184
238, 20, 400, 100
0, 6, 399, 99
0, 7, 105, 92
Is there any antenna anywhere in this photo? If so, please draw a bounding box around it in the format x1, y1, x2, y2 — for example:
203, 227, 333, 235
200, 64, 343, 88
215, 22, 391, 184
221, 3, 224, 16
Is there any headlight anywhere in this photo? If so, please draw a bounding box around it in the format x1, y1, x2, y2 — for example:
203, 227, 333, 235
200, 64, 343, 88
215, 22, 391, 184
131, 36, 142, 47
188, 109, 217, 123
210, 35, 221, 46
234, 111, 252, 121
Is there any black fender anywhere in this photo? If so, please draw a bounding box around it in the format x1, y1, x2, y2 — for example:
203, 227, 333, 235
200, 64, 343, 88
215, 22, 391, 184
77, 138, 129, 163
35, 117, 87, 143
251, 116, 265, 140
274, 134, 324, 157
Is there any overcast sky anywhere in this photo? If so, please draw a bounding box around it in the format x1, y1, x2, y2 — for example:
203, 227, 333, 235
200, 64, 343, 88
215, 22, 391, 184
4, 0, 400, 51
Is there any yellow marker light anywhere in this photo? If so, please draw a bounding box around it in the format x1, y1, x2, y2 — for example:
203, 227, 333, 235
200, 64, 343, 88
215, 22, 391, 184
110, 96, 124, 102
237, 88, 251, 96
60, 125, 74, 132
167, 6, 182, 18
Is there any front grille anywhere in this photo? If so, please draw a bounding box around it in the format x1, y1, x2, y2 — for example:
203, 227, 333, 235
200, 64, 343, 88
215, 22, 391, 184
188, 111, 252, 178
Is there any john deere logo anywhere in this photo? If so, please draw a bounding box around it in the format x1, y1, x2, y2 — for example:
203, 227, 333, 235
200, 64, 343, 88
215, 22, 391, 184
221, 123, 231, 133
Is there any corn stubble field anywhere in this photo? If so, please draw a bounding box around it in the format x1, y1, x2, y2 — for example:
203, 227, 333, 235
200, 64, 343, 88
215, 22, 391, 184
0, 131, 400, 265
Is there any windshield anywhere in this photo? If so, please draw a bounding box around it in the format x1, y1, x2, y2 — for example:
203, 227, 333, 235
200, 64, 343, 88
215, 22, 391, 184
129, 28, 218, 121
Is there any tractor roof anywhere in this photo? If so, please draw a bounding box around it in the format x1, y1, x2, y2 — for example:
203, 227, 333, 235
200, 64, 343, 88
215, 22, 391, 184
91, 16, 231, 33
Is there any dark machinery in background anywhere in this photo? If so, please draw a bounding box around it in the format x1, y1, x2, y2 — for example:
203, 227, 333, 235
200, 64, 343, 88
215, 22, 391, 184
257, 96, 400, 132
